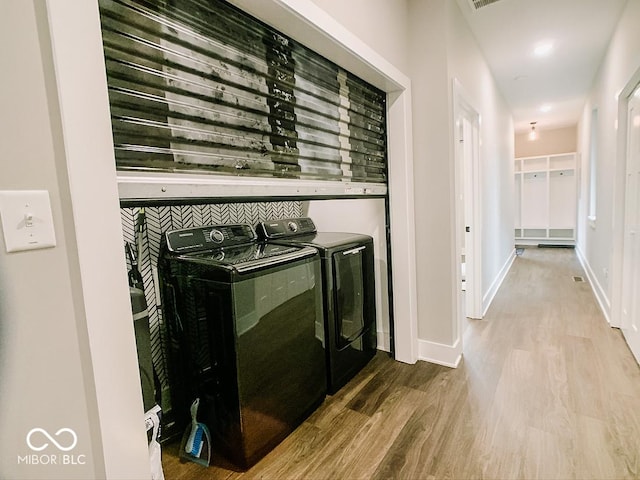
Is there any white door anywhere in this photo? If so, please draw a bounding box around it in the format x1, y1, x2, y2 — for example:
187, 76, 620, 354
461, 116, 475, 315
456, 108, 481, 320
621, 83, 640, 363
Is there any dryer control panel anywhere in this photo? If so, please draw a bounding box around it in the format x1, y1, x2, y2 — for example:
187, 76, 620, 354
165, 224, 257, 253
257, 217, 316, 239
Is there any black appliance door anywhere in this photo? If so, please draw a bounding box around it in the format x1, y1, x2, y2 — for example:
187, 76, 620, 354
162, 254, 326, 469
332, 245, 367, 350
231, 258, 325, 465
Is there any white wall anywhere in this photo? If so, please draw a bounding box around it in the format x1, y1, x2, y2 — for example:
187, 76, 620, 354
408, 0, 452, 348
515, 126, 577, 158
0, 2, 98, 478
309, 0, 409, 74
577, 0, 640, 321
406, 0, 514, 362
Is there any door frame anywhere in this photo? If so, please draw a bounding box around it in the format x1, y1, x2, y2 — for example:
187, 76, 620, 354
453, 79, 483, 322
611, 67, 640, 332
620, 82, 640, 361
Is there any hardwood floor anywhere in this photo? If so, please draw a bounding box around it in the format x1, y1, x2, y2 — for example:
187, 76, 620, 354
161, 247, 640, 479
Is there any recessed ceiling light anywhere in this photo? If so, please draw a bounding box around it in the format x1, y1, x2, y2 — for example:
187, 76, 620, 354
533, 42, 554, 57
539, 104, 552, 113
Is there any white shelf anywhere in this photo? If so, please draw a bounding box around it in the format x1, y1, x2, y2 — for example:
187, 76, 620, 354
521, 156, 548, 172
514, 153, 577, 244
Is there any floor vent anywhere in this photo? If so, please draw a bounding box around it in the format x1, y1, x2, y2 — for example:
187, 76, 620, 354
573, 276, 585, 282
515, 247, 524, 256
468, 0, 502, 11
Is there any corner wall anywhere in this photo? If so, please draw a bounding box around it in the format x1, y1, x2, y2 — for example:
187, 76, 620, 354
408, 0, 452, 348
446, 0, 515, 320
0, 3, 99, 478
0, 1, 139, 478
576, 0, 640, 322
406, 0, 514, 362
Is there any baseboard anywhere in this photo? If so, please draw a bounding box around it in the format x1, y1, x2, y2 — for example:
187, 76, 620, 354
417, 338, 461, 368
575, 245, 612, 324
377, 330, 391, 352
483, 248, 517, 316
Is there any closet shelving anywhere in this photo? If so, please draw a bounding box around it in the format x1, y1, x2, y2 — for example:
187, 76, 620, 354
514, 152, 577, 245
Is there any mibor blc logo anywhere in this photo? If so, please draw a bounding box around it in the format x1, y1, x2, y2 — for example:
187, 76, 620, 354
17, 427, 87, 466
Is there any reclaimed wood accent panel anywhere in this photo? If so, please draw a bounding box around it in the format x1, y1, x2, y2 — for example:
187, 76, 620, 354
99, 0, 387, 184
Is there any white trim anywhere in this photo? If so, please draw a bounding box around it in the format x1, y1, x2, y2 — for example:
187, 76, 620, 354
118, 172, 387, 201
576, 244, 612, 325
387, 88, 419, 364
45, 1, 150, 478
515, 239, 575, 246
377, 330, 392, 352
417, 338, 462, 368
483, 248, 516, 316
611, 67, 640, 331
453, 79, 483, 322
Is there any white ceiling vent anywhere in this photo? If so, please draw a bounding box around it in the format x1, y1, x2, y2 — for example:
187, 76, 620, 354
467, 0, 503, 11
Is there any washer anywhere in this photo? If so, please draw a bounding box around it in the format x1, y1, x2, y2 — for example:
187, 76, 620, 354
257, 217, 377, 394
158, 224, 326, 469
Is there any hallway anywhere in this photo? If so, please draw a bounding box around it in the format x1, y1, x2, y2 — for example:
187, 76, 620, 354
162, 247, 640, 480
460, 246, 640, 479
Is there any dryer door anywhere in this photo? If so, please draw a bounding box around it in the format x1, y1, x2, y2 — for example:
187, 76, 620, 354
332, 245, 366, 350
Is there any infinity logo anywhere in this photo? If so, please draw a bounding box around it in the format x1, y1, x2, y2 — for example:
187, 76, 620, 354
26, 428, 78, 452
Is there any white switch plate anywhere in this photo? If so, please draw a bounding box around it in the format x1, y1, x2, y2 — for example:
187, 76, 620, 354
0, 190, 57, 253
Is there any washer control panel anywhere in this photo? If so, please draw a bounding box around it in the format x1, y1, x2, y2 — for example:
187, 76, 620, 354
165, 224, 257, 253
257, 217, 316, 239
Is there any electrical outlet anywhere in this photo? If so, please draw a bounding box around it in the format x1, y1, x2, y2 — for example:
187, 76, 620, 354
0, 190, 56, 253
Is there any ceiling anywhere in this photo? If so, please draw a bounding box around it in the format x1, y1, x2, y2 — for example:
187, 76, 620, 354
455, 0, 628, 134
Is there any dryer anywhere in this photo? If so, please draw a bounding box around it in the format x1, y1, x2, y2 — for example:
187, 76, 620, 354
158, 224, 326, 469
257, 217, 377, 394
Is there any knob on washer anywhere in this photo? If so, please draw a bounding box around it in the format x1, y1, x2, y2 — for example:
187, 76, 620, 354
287, 221, 298, 233
209, 229, 224, 243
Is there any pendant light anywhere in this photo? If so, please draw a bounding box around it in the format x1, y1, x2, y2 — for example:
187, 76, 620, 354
528, 122, 538, 141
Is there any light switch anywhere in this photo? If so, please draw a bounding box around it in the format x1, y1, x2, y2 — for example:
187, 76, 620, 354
0, 190, 57, 253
